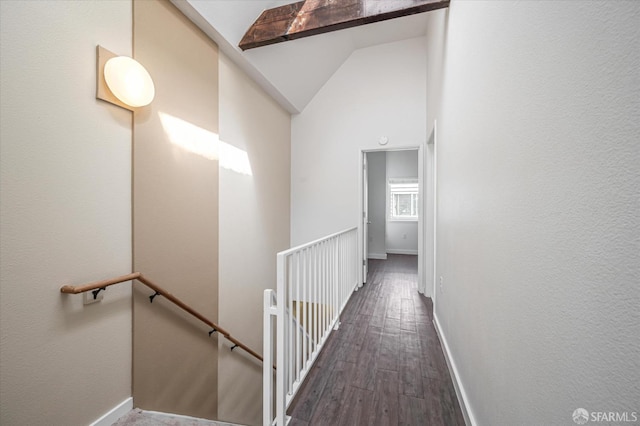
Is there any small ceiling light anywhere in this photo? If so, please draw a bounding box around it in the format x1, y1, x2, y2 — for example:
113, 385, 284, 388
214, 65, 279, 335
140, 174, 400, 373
96, 45, 154, 111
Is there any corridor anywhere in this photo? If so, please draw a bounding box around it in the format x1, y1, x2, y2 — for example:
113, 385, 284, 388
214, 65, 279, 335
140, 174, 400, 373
288, 255, 465, 425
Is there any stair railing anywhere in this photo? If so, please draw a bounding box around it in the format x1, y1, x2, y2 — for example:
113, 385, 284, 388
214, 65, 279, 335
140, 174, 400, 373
264, 226, 359, 426
61, 272, 263, 362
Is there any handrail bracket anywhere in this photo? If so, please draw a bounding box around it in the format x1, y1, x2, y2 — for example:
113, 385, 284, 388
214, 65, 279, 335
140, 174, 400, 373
149, 291, 161, 303
92, 287, 106, 300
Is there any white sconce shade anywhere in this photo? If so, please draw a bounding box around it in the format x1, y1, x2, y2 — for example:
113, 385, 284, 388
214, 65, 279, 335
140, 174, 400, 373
103, 56, 155, 108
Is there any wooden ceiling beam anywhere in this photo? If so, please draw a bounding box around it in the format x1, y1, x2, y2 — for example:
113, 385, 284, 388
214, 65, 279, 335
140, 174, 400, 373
239, 0, 450, 51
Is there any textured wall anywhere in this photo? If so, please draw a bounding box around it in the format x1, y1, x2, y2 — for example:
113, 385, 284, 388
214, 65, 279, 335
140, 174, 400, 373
291, 37, 427, 246
426, 1, 640, 424
132, 0, 219, 419
0, 1, 133, 424
217, 52, 291, 426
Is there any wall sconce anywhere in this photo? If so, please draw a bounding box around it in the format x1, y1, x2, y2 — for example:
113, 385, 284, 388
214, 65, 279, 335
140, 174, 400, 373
96, 45, 155, 110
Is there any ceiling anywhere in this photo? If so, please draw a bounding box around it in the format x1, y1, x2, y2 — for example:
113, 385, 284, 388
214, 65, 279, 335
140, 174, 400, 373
172, 0, 430, 113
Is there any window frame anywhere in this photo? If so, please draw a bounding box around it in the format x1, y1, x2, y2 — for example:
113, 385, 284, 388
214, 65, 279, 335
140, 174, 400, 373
387, 178, 419, 222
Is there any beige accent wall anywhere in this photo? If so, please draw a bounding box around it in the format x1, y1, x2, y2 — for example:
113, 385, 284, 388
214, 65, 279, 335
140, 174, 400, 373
218, 53, 291, 426
132, 0, 219, 419
0, 1, 133, 425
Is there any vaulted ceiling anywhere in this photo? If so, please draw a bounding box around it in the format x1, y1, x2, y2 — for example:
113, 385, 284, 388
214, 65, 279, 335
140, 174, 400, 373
172, 0, 437, 113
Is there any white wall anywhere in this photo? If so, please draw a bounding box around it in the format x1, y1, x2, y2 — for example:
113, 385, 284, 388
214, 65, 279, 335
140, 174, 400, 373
385, 150, 419, 254
291, 36, 427, 246
0, 1, 133, 425
366, 152, 387, 259
218, 53, 291, 426
426, 2, 640, 425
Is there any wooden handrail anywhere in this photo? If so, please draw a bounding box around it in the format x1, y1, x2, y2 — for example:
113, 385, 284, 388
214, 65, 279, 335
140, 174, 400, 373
60, 272, 142, 294
61, 272, 264, 364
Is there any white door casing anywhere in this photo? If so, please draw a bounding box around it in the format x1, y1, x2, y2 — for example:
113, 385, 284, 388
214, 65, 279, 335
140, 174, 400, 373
362, 153, 369, 283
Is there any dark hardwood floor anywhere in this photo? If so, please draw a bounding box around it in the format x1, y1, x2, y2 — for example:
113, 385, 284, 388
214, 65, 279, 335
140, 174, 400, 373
287, 254, 466, 426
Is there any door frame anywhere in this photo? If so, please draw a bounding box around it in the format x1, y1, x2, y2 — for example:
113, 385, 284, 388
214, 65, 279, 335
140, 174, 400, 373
427, 122, 438, 304
358, 144, 426, 293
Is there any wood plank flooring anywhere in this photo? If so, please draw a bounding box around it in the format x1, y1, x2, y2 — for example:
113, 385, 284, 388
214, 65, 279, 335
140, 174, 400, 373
287, 254, 465, 426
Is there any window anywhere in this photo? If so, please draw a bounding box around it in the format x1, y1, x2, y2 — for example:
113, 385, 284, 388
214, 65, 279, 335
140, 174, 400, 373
389, 178, 418, 221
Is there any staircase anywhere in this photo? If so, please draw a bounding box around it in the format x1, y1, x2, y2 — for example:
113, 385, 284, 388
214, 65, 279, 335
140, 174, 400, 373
113, 409, 245, 426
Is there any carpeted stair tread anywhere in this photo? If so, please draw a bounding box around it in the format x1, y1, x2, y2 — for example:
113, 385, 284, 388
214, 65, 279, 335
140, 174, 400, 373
112, 408, 246, 426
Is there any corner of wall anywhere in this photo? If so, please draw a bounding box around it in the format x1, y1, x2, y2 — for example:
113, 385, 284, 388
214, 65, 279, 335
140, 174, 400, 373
89, 398, 133, 426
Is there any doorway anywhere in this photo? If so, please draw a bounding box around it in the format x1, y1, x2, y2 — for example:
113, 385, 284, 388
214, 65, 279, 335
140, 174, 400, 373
360, 146, 425, 294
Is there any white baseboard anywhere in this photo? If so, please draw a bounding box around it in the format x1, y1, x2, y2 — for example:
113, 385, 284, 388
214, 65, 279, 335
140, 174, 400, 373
385, 249, 418, 255
433, 313, 477, 426
90, 397, 133, 426
368, 253, 387, 260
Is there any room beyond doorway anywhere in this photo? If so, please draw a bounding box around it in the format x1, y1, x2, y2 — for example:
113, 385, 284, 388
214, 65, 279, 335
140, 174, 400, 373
361, 147, 425, 294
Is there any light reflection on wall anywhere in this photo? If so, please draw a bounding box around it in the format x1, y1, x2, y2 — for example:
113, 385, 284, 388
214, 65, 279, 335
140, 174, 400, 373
158, 112, 253, 176
219, 141, 253, 177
